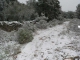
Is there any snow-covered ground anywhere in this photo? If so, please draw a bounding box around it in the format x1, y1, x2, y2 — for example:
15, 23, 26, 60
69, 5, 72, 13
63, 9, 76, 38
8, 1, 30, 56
16, 21, 80, 60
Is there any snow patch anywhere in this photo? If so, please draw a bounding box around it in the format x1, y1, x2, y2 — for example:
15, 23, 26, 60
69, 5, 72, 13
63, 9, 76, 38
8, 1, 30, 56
16, 21, 80, 60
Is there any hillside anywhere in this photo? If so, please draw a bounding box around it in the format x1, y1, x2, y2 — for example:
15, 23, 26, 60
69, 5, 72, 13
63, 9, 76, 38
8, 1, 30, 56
16, 21, 80, 60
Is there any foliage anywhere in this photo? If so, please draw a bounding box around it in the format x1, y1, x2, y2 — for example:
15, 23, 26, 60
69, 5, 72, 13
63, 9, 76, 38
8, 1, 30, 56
0, 0, 17, 21
48, 19, 64, 27
36, 20, 48, 29
35, 0, 61, 21
57, 14, 64, 20
76, 4, 80, 19
62, 11, 76, 19
0, 0, 36, 21
0, 42, 20, 60
67, 11, 75, 19
18, 28, 33, 44
23, 21, 37, 32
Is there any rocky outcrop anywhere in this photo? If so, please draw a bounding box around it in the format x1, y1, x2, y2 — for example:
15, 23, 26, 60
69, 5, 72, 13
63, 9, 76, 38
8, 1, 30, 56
0, 21, 22, 32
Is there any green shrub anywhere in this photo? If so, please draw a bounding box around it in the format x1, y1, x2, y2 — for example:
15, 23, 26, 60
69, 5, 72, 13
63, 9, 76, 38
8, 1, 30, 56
36, 20, 48, 29
48, 19, 58, 27
18, 28, 33, 44
23, 21, 37, 32
0, 42, 20, 60
48, 19, 64, 27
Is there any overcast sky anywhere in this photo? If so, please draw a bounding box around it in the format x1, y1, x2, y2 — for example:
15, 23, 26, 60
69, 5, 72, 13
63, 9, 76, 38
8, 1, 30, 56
18, 0, 80, 12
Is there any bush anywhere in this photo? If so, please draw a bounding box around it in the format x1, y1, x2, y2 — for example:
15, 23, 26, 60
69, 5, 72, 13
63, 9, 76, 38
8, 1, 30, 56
36, 20, 48, 29
18, 28, 33, 44
62, 11, 76, 19
57, 14, 64, 20
48, 19, 64, 27
22, 21, 37, 32
0, 42, 20, 60
68, 19, 80, 34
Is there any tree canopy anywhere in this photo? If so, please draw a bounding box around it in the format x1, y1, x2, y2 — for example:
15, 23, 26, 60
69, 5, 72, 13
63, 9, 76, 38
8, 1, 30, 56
35, 0, 61, 21
76, 4, 80, 19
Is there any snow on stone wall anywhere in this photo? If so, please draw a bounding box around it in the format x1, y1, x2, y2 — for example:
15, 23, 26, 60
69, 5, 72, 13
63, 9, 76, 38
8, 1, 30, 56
0, 21, 22, 32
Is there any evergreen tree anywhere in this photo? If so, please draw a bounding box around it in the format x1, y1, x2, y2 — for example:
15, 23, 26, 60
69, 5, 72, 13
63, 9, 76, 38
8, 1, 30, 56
76, 4, 80, 19
0, 0, 17, 21
35, 0, 61, 21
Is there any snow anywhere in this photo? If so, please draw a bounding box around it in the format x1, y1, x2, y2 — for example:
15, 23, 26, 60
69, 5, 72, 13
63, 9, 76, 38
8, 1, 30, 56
78, 25, 80, 28
16, 21, 80, 60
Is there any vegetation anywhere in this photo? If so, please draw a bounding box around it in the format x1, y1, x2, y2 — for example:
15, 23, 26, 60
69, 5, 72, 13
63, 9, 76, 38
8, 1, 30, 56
0, 0, 36, 21
36, 20, 48, 29
0, 43, 20, 60
61, 11, 76, 19
0, 0, 80, 21
0, 1, 80, 60
0, 0, 62, 21
18, 28, 33, 44
35, 0, 61, 21
76, 4, 80, 19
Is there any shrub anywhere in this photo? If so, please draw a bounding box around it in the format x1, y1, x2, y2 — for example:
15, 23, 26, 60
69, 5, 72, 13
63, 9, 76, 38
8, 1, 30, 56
68, 19, 80, 34
57, 15, 64, 21
23, 21, 37, 32
48, 19, 59, 27
62, 11, 76, 19
48, 19, 64, 27
0, 42, 20, 60
36, 20, 48, 29
18, 28, 33, 44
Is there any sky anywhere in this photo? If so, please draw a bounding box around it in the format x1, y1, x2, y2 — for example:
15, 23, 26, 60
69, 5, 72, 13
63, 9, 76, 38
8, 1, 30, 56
59, 0, 80, 12
18, 0, 80, 12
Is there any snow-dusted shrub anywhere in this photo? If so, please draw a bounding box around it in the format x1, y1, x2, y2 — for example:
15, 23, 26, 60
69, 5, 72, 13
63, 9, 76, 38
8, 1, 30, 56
48, 19, 64, 27
57, 15, 64, 21
68, 19, 80, 34
0, 42, 21, 60
18, 28, 33, 44
23, 21, 37, 32
0, 21, 22, 32
36, 20, 48, 29
48, 19, 59, 27
34, 16, 48, 22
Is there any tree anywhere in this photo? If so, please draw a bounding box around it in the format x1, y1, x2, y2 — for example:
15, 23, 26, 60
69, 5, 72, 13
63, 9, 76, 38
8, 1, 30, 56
35, 0, 61, 21
67, 11, 75, 19
76, 4, 80, 19
0, 0, 17, 21
62, 11, 76, 19
0, 0, 6, 20
0, 0, 36, 21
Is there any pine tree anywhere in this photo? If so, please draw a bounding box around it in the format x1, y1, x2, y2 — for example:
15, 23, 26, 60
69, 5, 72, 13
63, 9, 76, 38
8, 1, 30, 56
0, 0, 18, 21
76, 4, 80, 19
35, 0, 61, 21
